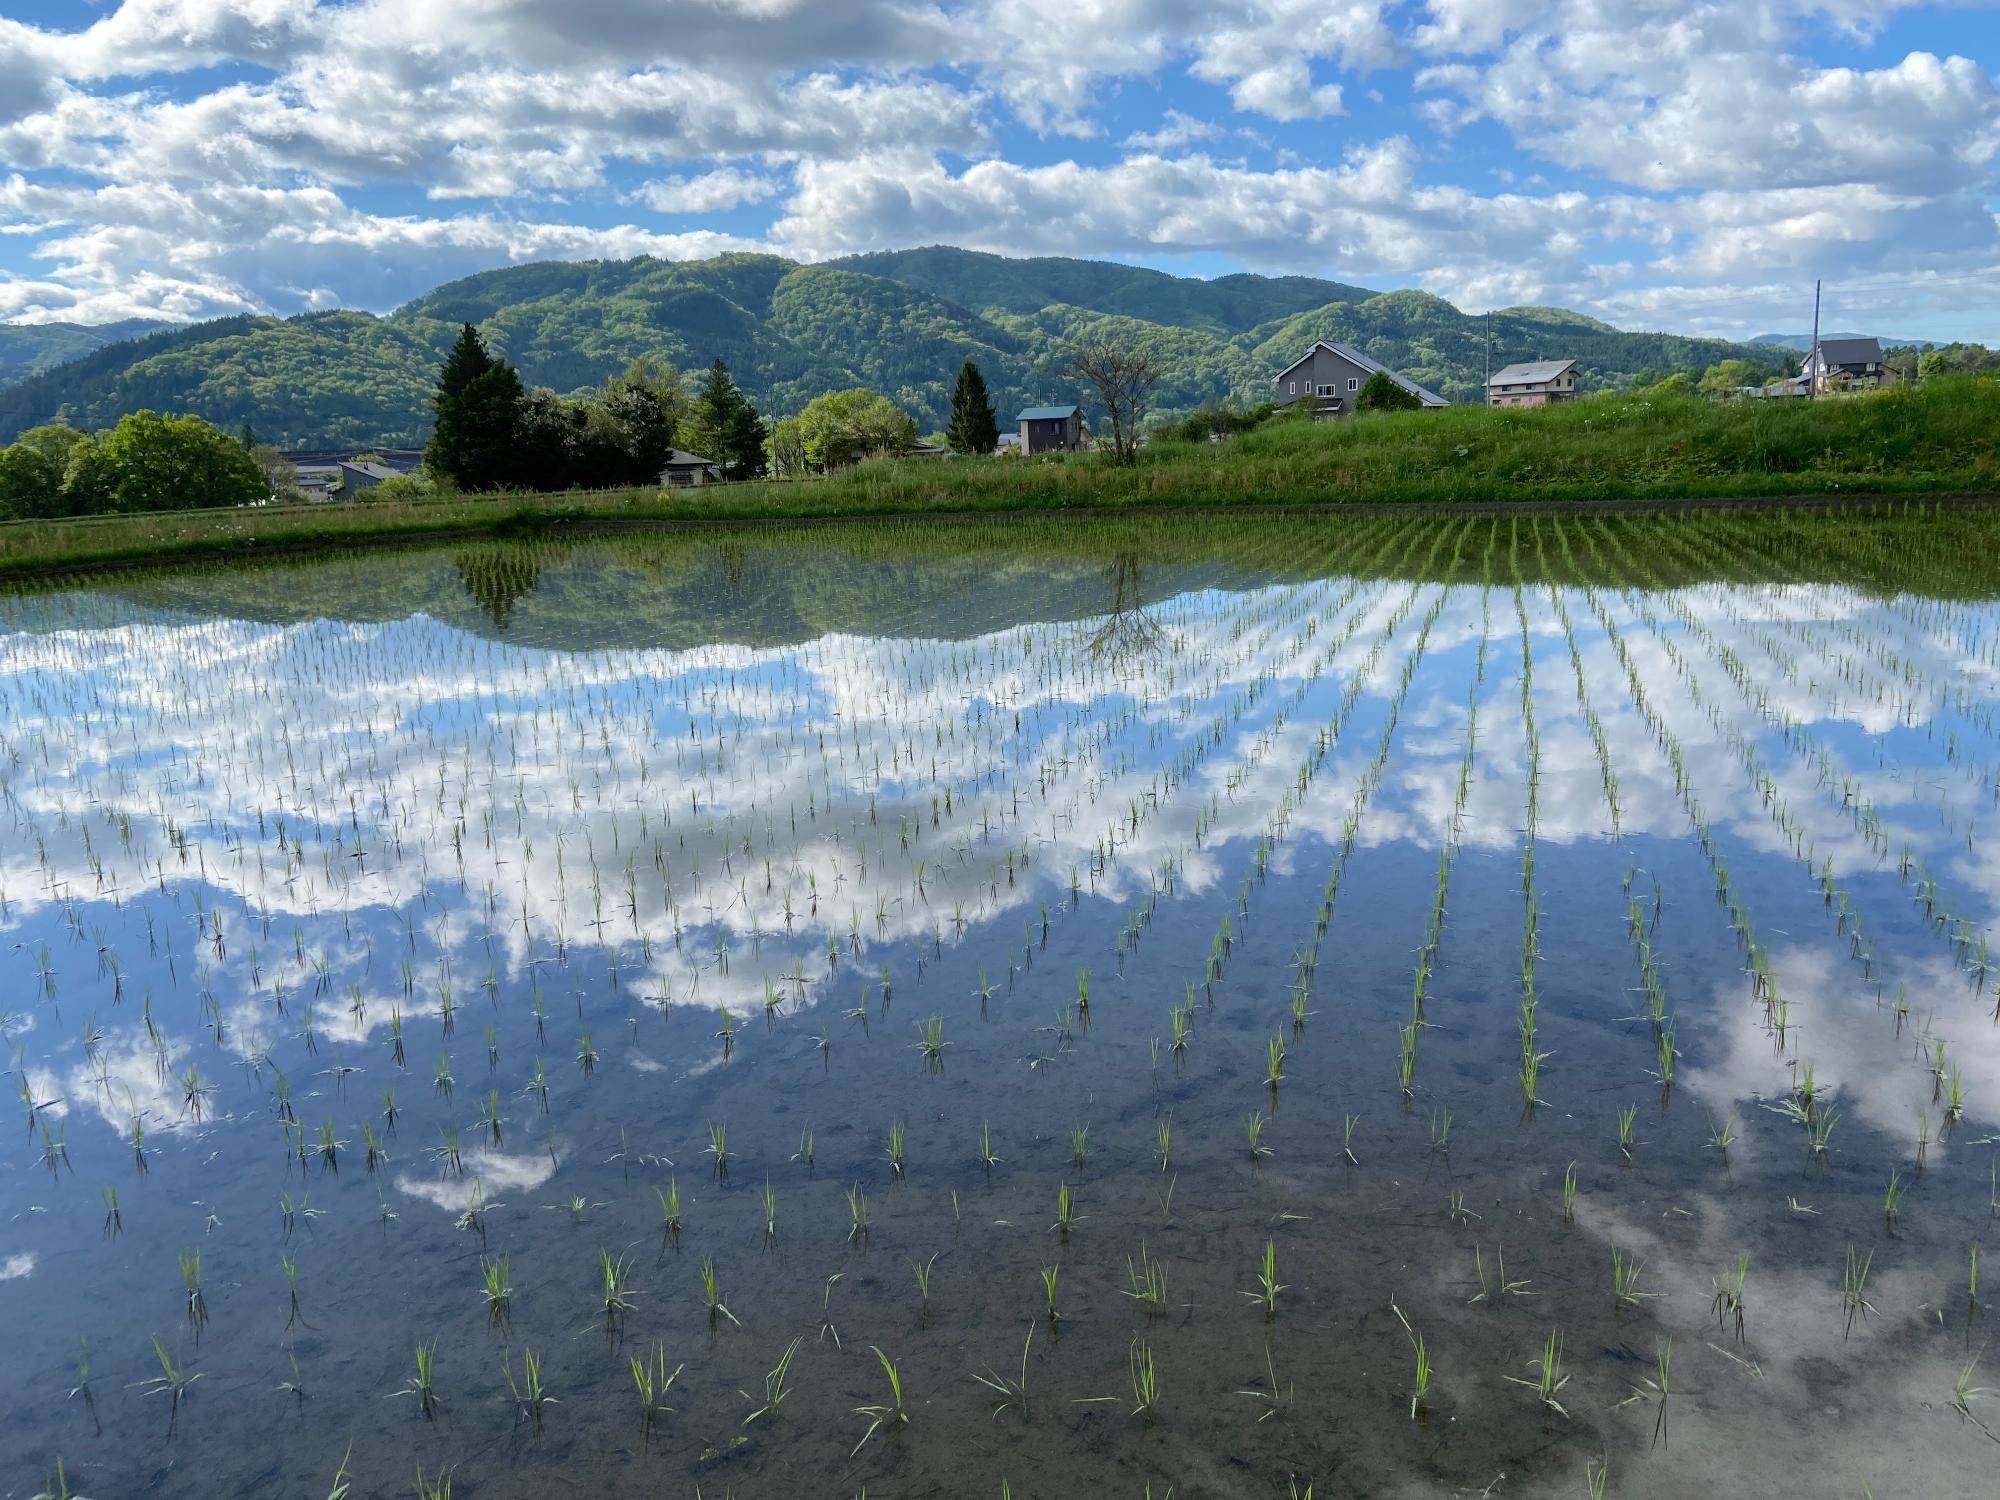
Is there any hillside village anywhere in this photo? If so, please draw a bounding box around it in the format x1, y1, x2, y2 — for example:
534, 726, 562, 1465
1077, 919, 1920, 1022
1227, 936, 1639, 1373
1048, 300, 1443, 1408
0, 246, 1993, 515
273, 332, 1919, 502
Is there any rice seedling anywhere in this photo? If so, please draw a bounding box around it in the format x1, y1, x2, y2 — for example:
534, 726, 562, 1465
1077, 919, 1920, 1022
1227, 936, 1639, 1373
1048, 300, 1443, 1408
1843, 1244, 1877, 1338
1707, 1111, 1739, 1156
1342, 1114, 1360, 1165
314, 1118, 344, 1171
1649, 1338, 1672, 1448
1612, 1247, 1652, 1310
980, 1120, 1001, 1171
1883, 1170, 1905, 1229
1808, 1107, 1840, 1159
101, 1184, 120, 1237
1241, 1239, 1285, 1321
576, 1030, 598, 1075
503, 1345, 557, 1433
1391, 1301, 1430, 1421
393, 1339, 440, 1419
1428, 1108, 1452, 1154
1953, 1350, 1997, 1437
281, 1255, 303, 1330
481, 1252, 512, 1326
1505, 1328, 1571, 1419
1127, 1337, 1161, 1421
588, 1245, 638, 1333
701, 1258, 740, 1327
742, 1335, 804, 1424
132, 1337, 200, 1429
1040, 1264, 1063, 1327
1266, 1032, 1287, 1089
912, 1252, 939, 1319
178, 1249, 207, 1331
852, 1345, 911, 1453
847, 1182, 871, 1244
1070, 1123, 1090, 1170
631, 1341, 682, 1437
1711, 1253, 1748, 1339
913, 1014, 950, 1072
887, 1121, 907, 1179
413, 1465, 454, 1500
1585, 1456, 1608, 1500
1246, 1110, 1272, 1161
1617, 1104, 1639, 1163
971, 1322, 1035, 1421
1122, 1242, 1170, 1316
1052, 1180, 1082, 1242
705, 1120, 729, 1177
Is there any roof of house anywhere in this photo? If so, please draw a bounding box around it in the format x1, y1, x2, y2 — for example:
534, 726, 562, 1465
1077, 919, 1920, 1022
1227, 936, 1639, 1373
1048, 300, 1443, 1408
1272, 341, 1449, 408
1017, 405, 1079, 421
1813, 337, 1883, 366
1486, 359, 1576, 387
659, 450, 717, 468
339, 462, 398, 481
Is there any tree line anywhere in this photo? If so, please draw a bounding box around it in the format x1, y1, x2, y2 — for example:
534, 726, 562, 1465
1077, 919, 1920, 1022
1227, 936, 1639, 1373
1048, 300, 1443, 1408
425, 324, 768, 491
0, 410, 273, 519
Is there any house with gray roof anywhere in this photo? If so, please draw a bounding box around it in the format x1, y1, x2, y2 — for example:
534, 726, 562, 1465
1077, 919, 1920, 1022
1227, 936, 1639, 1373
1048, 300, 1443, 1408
1804, 337, 1896, 393
1017, 404, 1084, 454
1273, 342, 1447, 419
338, 461, 400, 494
1486, 359, 1577, 407
659, 450, 721, 486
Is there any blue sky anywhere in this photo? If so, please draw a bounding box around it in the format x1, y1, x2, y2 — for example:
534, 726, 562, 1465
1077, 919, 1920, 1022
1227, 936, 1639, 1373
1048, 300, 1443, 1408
0, 0, 1996, 340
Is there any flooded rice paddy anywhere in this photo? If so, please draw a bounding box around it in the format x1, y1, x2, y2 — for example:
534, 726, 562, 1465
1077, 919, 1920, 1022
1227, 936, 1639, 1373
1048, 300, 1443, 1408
5, 510, 2000, 1499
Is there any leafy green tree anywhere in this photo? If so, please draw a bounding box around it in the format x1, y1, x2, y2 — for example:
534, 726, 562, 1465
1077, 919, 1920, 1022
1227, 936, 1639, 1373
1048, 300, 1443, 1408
0, 442, 63, 519
946, 359, 999, 455
766, 415, 808, 477
92, 409, 268, 512
589, 359, 682, 482
517, 388, 588, 492
60, 436, 120, 514
796, 387, 918, 470
15, 423, 87, 472
1354, 370, 1421, 412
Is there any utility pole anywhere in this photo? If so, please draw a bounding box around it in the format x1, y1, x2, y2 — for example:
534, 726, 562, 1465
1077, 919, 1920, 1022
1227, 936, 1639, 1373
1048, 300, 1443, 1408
1808, 278, 1821, 400
1484, 311, 1491, 408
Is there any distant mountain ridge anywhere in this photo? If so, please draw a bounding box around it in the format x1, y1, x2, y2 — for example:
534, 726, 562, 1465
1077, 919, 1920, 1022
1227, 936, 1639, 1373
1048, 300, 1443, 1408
0, 248, 1783, 449
0, 319, 167, 388
1747, 331, 1926, 352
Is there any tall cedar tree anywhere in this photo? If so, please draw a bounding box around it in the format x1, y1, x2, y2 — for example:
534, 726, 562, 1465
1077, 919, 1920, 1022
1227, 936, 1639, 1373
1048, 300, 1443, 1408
687, 359, 767, 480
427, 324, 525, 491
946, 358, 1000, 455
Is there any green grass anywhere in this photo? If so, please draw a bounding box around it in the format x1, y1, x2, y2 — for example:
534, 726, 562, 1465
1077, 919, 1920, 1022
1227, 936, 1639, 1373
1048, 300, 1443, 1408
6, 379, 1995, 579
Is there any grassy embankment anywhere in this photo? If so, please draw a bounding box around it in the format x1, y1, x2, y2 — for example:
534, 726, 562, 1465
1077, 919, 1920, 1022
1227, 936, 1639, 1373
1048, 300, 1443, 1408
2, 378, 1994, 578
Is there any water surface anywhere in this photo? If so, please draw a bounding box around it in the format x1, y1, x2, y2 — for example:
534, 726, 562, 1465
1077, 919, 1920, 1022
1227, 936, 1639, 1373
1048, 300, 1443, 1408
4, 511, 2000, 1499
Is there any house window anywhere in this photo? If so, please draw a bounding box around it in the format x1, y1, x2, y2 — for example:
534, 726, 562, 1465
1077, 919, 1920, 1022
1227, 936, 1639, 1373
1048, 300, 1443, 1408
1317, 383, 1336, 396
1347, 377, 1359, 392
1288, 381, 1296, 395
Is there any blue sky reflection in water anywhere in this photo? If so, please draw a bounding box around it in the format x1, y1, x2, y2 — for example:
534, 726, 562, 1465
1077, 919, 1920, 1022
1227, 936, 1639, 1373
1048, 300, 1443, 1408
4, 514, 2000, 1498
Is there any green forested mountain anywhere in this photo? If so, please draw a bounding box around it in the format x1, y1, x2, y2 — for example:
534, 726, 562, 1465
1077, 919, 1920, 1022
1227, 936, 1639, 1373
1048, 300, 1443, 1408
0, 318, 164, 388
0, 248, 1786, 449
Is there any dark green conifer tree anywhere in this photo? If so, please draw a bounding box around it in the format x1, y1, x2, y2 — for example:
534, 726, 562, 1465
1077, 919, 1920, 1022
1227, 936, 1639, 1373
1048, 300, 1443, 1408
945, 358, 1000, 455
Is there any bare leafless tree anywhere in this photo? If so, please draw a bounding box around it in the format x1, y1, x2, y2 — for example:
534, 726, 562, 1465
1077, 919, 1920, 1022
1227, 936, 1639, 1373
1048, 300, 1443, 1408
1063, 337, 1165, 466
